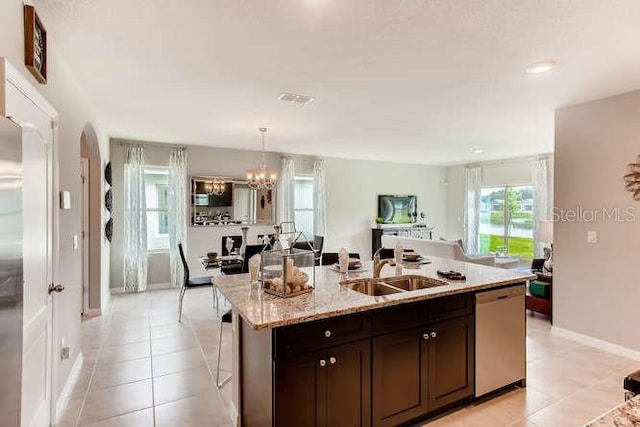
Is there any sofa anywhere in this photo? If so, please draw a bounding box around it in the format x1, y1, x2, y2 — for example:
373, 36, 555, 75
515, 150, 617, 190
380, 235, 496, 267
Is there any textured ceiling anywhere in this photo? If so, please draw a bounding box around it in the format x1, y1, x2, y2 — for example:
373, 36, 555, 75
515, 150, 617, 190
34, 0, 640, 165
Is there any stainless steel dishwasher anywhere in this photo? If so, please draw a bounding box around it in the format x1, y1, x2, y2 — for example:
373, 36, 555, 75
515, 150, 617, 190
475, 284, 526, 397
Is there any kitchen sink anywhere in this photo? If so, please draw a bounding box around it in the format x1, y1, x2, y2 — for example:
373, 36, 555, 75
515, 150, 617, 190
341, 278, 403, 296
341, 275, 447, 296
377, 275, 447, 291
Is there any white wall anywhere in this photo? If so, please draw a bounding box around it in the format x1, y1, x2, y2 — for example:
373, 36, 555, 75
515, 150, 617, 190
445, 156, 554, 240
324, 158, 447, 257
110, 141, 448, 287
0, 0, 109, 406
110, 141, 281, 289
555, 90, 640, 352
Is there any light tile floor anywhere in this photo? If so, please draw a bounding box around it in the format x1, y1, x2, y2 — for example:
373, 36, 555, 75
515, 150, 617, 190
57, 287, 234, 427
57, 287, 640, 426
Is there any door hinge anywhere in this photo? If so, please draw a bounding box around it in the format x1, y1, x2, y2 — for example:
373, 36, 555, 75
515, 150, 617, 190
81, 175, 85, 184
51, 119, 58, 130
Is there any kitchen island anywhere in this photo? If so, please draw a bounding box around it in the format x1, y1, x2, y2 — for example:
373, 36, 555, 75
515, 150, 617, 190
215, 257, 534, 427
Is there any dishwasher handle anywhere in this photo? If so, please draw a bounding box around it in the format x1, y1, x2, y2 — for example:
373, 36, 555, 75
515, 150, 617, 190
475, 284, 525, 304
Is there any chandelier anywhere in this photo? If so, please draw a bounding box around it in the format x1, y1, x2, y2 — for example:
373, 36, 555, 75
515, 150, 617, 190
246, 127, 277, 190
204, 178, 226, 196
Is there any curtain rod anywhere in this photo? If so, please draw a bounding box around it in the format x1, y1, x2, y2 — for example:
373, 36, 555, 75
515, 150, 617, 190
115, 139, 186, 151
461, 153, 553, 168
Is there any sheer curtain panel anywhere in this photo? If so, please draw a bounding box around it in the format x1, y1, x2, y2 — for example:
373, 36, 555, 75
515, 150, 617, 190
168, 148, 187, 287
313, 159, 327, 243
124, 146, 148, 292
277, 157, 295, 225
532, 158, 549, 258
463, 166, 482, 254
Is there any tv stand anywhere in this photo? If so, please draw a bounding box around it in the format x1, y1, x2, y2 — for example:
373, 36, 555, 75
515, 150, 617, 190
371, 224, 434, 258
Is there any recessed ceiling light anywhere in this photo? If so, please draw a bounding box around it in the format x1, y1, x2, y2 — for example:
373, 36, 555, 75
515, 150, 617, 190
471, 148, 484, 154
525, 61, 556, 74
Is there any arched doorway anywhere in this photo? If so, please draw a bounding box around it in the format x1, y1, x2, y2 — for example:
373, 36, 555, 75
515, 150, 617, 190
80, 123, 104, 313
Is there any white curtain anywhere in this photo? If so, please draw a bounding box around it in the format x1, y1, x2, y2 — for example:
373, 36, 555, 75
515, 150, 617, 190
313, 159, 327, 242
123, 146, 148, 293
532, 158, 549, 258
168, 148, 187, 287
277, 157, 295, 225
463, 166, 482, 254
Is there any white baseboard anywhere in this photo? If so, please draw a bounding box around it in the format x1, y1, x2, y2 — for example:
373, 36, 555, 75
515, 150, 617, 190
147, 282, 174, 291
55, 352, 83, 425
230, 402, 239, 426
110, 282, 174, 295
552, 326, 640, 362
82, 308, 101, 316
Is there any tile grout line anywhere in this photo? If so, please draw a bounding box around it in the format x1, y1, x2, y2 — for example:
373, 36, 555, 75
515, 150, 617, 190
74, 293, 118, 427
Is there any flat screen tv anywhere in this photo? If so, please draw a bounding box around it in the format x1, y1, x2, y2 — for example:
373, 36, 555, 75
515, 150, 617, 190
378, 195, 417, 224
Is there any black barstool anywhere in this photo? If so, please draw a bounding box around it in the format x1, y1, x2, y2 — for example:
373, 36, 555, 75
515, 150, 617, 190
216, 309, 233, 388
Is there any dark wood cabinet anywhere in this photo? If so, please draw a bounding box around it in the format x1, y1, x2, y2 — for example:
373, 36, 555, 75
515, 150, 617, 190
372, 327, 428, 427
274, 340, 371, 427
371, 315, 474, 426
274, 350, 323, 427
427, 315, 474, 411
271, 294, 475, 427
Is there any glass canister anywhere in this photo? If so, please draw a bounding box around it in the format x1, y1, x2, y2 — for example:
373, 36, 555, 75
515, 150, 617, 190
261, 247, 315, 298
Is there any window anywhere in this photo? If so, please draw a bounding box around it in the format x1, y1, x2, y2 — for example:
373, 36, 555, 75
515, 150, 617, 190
294, 175, 314, 240
479, 186, 534, 258
145, 167, 169, 251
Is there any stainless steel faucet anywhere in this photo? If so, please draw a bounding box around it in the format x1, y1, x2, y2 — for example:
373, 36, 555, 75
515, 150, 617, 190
373, 248, 392, 278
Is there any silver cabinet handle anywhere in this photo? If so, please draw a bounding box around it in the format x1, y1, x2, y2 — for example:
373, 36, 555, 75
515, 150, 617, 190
430, 332, 437, 338
423, 333, 430, 340
329, 357, 337, 365
48, 283, 65, 294
319, 359, 326, 367
324, 330, 332, 338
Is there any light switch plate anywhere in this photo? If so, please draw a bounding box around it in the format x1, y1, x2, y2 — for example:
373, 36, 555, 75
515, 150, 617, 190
73, 234, 78, 250
587, 231, 598, 244
60, 190, 71, 210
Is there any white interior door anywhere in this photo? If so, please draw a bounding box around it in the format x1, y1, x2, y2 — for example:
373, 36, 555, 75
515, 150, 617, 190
5, 78, 54, 427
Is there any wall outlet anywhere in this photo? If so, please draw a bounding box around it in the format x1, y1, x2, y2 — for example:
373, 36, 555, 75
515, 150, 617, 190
60, 337, 70, 360
587, 231, 598, 244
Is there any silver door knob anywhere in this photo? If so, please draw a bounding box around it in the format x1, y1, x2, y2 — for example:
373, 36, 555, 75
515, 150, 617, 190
324, 330, 332, 338
423, 333, 430, 340
319, 359, 327, 367
48, 284, 65, 294
329, 357, 337, 365
430, 332, 437, 338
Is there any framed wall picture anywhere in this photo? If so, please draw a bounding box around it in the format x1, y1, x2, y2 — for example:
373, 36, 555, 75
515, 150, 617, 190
24, 5, 47, 84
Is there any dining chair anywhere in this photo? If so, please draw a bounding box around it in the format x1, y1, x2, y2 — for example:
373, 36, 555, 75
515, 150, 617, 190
377, 248, 415, 259
178, 242, 212, 322
241, 244, 267, 273
320, 252, 360, 266
221, 235, 243, 256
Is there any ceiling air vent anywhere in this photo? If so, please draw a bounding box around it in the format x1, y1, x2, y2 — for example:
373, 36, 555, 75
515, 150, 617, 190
278, 92, 315, 105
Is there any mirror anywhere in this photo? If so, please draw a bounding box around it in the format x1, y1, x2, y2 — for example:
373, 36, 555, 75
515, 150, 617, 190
190, 176, 275, 226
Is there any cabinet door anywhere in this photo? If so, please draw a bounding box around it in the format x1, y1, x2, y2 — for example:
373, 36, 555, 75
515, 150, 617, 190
321, 340, 371, 427
427, 315, 474, 411
372, 328, 428, 427
274, 352, 325, 427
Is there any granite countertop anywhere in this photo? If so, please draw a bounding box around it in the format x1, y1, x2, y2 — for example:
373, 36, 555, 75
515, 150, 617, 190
586, 396, 640, 426
213, 256, 535, 330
